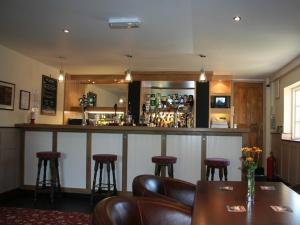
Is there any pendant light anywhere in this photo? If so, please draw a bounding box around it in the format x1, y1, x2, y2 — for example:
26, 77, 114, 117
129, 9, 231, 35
58, 56, 65, 82
198, 54, 207, 82
125, 54, 133, 82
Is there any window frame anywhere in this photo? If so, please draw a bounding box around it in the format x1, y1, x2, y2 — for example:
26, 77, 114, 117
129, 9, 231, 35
292, 86, 300, 139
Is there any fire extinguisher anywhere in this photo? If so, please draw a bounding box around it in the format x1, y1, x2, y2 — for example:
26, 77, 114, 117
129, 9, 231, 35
267, 152, 275, 179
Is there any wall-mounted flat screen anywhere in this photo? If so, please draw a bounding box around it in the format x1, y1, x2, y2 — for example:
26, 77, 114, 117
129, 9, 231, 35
211, 96, 230, 108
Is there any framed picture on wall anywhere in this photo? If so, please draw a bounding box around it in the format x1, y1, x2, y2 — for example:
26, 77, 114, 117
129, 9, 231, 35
0, 80, 15, 110
19, 90, 30, 110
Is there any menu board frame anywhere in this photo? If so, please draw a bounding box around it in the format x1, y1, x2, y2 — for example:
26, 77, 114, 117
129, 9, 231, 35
40, 75, 57, 115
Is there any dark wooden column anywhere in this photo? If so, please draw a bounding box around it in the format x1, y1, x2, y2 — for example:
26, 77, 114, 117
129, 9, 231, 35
196, 81, 209, 128
128, 81, 141, 124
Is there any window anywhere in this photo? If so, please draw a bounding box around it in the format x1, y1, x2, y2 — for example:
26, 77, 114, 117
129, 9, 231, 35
293, 87, 300, 139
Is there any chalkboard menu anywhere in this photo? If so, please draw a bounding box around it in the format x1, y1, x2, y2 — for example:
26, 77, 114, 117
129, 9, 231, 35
41, 75, 57, 115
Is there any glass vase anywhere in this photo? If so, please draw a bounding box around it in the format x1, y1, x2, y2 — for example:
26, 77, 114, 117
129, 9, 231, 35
247, 169, 255, 202
82, 110, 87, 126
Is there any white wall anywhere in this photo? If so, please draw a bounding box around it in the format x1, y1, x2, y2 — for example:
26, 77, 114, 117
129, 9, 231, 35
0, 45, 64, 126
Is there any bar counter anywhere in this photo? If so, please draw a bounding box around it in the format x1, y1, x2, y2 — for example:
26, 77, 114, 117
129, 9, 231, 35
15, 124, 249, 193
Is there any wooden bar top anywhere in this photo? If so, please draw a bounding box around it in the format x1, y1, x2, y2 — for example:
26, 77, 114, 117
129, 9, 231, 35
15, 123, 249, 135
192, 181, 300, 225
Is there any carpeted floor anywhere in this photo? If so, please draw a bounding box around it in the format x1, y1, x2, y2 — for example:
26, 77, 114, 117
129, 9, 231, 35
0, 207, 92, 225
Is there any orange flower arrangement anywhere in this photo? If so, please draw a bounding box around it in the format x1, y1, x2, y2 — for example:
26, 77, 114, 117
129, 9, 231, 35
241, 146, 263, 171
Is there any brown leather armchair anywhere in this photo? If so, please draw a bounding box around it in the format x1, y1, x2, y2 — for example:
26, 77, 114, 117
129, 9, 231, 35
92, 196, 192, 225
132, 174, 196, 208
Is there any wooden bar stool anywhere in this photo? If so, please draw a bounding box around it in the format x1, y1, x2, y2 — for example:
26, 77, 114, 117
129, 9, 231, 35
152, 156, 177, 178
91, 154, 117, 204
204, 158, 230, 181
34, 151, 61, 203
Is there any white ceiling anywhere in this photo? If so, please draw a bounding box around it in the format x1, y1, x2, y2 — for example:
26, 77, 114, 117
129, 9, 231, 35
1, 0, 300, 79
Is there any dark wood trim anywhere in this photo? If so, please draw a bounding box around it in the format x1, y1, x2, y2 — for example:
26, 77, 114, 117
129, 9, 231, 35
67, 71, 214, 82
86, 132, 92, 191
122, 133, 128, 192
15, 124, 249, 135
0, 188, 20, 200
200, 135, 207, 181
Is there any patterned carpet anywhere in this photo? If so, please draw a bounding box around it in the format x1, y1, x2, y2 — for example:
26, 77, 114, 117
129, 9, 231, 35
0, 207, 92, 225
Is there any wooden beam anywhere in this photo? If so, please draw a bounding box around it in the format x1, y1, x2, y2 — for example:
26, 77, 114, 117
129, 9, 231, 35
66, 71, 214, 82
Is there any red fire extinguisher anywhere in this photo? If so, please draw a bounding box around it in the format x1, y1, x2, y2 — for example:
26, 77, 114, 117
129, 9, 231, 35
267, 152, 275, 179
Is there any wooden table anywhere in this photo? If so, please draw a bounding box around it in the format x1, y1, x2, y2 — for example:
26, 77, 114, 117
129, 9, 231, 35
192, 181, 300, 225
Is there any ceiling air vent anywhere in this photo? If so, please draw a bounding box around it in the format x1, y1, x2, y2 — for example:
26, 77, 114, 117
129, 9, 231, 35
108, 17, 141, 29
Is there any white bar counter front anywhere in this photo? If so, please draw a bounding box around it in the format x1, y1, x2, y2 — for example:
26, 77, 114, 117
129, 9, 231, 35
16, 124, 248, 193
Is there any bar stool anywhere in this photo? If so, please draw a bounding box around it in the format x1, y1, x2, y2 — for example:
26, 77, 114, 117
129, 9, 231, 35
152, 156, 177, 178
91, 154, 117, 204
204, 158, 230, 181
34, 151, 61, 203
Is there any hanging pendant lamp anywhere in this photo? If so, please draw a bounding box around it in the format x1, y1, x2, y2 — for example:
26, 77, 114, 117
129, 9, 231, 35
125, 54, 133, 82
198, 54, 207, 82
58, 56, 65, 82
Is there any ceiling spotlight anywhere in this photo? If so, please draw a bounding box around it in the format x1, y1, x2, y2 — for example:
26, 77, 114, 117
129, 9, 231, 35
63, 28, 70, 33
233, 16, 241, 22
108, 17, 141, 29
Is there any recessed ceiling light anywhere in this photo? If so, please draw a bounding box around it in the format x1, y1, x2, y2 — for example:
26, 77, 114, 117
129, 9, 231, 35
63, 28, 70, 33
233, 16, 241, 22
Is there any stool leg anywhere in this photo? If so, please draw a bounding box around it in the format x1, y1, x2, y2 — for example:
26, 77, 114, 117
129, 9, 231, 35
42, 159, 48, 188
224, 166, 228, 181
206, 166, 210, 181
154, 163, 159, 176
219, 167, 224, 181
98, 162, 104, 193
34, 158, 42, 202
90, 161, 99, 205
168, 164, 174, 178
211, 167, 215, 181
157, 164, 162, 176
107, 162, 111, 192
111, 161, 117, 195
55, 159, 61, 192
50, 159, 55, 203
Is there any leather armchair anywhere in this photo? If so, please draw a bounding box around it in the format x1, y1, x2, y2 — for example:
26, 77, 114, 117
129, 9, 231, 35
92, 196, 192, 225
132, 174, 196, 208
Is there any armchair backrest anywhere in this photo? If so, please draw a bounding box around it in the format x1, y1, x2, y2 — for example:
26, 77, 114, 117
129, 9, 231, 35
132, 174, 196, 208
92, 196, 192, 225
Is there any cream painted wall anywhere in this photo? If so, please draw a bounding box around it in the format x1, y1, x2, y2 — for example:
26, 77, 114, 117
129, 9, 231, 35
272, 65, 300, 127
0, 45, 64, 126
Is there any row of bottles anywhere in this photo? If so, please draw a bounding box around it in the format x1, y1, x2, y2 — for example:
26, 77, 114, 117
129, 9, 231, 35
141, 92, 195, 127
144, 93, 194, 113
140, 112, 194, 128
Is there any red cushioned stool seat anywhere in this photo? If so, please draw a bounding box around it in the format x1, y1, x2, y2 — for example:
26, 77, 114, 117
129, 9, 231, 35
36, 151, 61, 159
93, 154, 117, 162
152, 156, 177, 164
34, 151, 61, 203
204, 158, 230, 181
152, 156, 177, 178
91, 154, 118, 204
